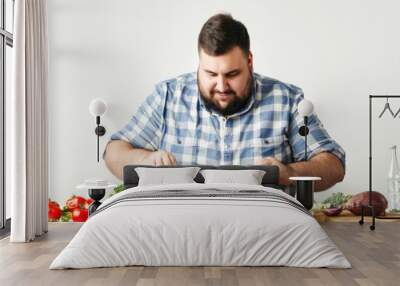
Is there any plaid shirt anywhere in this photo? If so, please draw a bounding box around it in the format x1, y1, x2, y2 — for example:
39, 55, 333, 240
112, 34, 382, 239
109, 72, 345, 167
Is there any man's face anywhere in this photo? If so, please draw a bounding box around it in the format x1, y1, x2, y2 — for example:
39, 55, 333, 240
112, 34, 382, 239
198, 46, 253, 116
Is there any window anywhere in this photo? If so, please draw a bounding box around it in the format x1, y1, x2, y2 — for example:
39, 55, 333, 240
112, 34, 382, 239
0, 0, 14, 236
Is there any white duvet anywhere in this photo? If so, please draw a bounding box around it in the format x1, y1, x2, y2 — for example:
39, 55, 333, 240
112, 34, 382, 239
50, 183, 351, 269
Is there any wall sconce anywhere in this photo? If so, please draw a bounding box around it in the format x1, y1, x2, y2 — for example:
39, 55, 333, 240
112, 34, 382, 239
289, 99, 321, 210
298, 99, 314, 160
89, 98, 107, 162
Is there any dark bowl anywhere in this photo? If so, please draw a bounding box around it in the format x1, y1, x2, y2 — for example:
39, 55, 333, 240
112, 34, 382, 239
323, 207, 343, 216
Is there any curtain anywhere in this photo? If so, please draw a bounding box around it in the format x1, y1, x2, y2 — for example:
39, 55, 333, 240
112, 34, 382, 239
9, 0, 48, 242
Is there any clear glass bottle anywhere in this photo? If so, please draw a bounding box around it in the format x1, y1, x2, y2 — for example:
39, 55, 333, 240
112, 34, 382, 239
387, 145, 400, 212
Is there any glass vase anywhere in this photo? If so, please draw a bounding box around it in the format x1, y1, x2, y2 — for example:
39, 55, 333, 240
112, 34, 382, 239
387, 145, 400, 212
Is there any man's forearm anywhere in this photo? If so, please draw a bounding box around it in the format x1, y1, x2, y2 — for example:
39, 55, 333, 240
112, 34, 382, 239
288, 152, 345, 192
104, 140, 152, 180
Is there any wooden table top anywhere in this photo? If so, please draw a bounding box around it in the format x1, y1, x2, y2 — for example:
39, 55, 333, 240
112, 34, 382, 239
313, 210, 400, 223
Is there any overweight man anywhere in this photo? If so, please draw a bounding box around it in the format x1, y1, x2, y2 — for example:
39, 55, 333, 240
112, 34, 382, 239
104, 14, 345, 191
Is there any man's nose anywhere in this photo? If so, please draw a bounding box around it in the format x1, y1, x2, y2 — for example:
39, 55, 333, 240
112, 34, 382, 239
216, 76, 228, 92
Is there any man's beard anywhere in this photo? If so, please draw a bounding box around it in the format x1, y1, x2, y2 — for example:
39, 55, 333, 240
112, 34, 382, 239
198, 74, 253, 117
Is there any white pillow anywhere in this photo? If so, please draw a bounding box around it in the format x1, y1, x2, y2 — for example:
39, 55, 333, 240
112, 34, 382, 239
135, 167, 201, 186
200, 169, 266, 185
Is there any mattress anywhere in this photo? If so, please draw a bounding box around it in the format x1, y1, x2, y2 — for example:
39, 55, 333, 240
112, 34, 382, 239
50, 183, 351, 269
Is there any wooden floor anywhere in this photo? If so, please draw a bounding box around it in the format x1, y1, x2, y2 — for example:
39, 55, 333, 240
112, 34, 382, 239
0, 220, 399, 286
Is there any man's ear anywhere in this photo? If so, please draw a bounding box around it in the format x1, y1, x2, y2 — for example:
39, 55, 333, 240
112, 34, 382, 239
248, 51, 253, 70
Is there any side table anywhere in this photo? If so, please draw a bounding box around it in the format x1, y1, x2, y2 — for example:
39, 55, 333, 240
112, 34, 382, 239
76, 179, 116, 216
289, 176, 321, 210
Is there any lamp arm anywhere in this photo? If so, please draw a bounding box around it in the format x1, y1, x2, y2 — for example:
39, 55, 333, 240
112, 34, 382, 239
304, 116, 308, 161
96, 116, 100, 162
97, 125, 100, 162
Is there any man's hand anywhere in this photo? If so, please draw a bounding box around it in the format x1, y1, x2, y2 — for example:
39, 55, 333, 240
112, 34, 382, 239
142, 150, 177, 166
104, 140, 178, 179
256, 153, 345, 191
256, 157, 296, 186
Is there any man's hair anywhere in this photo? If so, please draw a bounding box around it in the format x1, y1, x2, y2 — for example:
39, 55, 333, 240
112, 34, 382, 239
198, 13, 250, 56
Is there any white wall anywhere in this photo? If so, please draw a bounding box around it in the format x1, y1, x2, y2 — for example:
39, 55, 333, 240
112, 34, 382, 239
47, 0, 400, 204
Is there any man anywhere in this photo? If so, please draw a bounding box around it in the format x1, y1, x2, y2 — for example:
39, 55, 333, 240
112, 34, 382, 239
104, 14, 345, 191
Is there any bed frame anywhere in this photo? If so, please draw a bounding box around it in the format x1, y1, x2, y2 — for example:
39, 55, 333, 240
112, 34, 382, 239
122, 165, 282, 189
122, 165, 316, 211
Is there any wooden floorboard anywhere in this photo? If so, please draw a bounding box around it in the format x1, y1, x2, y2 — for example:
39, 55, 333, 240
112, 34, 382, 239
0, 220, 399, 286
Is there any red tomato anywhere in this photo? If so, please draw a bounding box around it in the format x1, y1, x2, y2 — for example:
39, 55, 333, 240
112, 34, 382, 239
48, 199, 62, 222
66, 195, 86, 211
72, 208, 88, 222
49, 199, 60, 209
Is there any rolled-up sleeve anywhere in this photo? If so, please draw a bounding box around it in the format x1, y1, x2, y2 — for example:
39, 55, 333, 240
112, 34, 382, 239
287, 86, 346, 169
103, 83, 167, 158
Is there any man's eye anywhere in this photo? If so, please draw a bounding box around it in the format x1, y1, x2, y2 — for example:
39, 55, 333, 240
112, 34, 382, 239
227, 72, 239, 77
208, 73, 217, 77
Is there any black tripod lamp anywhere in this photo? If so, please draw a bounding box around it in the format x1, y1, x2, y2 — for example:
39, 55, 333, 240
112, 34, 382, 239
89, 98, 107, 162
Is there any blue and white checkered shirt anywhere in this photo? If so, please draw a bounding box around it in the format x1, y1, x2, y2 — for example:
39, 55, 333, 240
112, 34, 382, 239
109, 72, 345, 167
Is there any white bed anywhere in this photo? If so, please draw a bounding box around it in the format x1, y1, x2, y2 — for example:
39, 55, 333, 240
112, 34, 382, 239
50, 183, 351, 269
